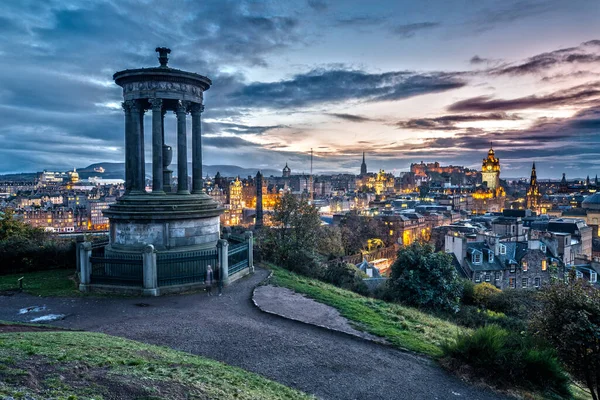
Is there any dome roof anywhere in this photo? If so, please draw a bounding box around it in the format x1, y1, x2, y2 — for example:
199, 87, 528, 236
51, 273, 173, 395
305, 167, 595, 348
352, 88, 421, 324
582, 192, 600, 210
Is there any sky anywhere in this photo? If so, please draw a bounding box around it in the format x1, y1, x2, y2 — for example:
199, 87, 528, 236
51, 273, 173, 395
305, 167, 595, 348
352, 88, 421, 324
1, 0, 600, 178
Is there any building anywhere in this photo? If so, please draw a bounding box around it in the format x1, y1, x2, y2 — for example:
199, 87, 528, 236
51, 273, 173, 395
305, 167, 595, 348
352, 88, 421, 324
526, 163, 542, 214
473, 145, 506, 214
360, 152, 367, 176
282, 163, 291, 178
22, 207, 75, 233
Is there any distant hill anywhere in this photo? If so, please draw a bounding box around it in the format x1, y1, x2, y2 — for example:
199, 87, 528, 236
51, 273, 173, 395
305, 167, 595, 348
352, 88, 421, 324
76, 163, 281, 180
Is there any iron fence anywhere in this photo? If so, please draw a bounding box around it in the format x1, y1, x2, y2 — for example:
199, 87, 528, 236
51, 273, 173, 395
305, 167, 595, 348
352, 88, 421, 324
228, 242, 249, 276
156, 248, 218, 287
90, 252, 143, 286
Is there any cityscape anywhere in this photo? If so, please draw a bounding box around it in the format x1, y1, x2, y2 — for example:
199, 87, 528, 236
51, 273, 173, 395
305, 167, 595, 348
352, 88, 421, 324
1, 1, 600, 400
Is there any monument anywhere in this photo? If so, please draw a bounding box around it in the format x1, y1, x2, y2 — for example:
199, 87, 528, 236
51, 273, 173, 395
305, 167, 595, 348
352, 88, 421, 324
104, 47, 223, 254
78, 48, 252, 296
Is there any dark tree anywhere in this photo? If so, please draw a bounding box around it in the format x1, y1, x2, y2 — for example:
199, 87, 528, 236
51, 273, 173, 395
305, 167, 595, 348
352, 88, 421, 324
389, 242, 462, 311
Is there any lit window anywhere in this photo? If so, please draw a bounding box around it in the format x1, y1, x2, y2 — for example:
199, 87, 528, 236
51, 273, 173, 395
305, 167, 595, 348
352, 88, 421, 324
522, 278, 528, 288
522, 261, 528, 272
541, 260, 547, 271
509, 277, 515, 288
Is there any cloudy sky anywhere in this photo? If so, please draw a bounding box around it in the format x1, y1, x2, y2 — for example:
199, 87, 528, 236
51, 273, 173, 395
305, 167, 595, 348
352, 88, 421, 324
1, 0, 599, 178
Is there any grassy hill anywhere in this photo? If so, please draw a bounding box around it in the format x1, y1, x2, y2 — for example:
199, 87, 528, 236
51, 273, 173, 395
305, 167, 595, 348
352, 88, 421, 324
0, 326, 313, 400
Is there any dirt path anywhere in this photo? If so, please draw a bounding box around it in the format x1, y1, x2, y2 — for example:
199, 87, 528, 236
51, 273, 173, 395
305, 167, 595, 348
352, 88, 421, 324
0, 268, 508, 400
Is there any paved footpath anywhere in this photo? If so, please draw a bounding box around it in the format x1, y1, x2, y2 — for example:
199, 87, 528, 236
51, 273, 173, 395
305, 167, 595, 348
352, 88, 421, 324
0, 268, 508, 400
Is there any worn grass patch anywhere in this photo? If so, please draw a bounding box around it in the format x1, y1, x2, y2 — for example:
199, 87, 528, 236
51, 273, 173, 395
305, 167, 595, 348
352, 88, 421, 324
267, 264, 466, 358
0, 330, 313, 400
0, 269, 80, 297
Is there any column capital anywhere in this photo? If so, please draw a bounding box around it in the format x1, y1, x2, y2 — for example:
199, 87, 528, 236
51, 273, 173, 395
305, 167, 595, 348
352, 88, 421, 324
124, 99, 141, 113
149, 98, 163, 111
175, 100, 190, 115
190, 103, 205, 114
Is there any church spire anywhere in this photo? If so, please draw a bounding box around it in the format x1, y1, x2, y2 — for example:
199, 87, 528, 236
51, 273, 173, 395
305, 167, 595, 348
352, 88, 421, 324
360, 152, 367, 175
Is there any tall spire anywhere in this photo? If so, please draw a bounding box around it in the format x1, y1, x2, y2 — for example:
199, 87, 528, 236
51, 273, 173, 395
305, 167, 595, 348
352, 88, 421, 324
360, 152, 367, 175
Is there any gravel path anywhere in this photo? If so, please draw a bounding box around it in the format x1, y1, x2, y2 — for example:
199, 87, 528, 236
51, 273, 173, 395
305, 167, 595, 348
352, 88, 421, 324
0, 268, 508, 400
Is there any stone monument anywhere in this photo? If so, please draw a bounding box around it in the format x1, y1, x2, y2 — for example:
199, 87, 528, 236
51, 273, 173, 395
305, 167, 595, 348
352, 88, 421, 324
104, 47, 223, 255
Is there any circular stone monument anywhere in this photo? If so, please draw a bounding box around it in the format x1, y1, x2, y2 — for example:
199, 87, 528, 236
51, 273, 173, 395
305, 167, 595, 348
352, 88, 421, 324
104, 48, 223, 254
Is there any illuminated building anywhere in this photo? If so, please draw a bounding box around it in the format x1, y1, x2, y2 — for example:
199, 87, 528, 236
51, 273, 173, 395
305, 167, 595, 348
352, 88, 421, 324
226, 177, 244, 226
526, 163, 543, 214
473, 145, 506, 214
21, 207, 75, 233
89, 200, 110, 230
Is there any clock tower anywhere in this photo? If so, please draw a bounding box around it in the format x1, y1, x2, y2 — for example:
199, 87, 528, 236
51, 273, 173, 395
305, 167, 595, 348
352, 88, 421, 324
481, 144, 500, 190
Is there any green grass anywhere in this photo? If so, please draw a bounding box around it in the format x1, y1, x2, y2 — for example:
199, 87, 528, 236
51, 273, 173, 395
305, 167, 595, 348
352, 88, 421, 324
0, 269, 81, 297
266, 264, 467, 358
0, 330, 313, 400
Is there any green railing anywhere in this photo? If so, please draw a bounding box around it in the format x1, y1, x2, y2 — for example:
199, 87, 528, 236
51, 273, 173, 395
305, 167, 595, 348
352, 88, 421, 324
157, 248, 218, 287
228, 242, 249, 276
228, 233, 246, 244
90, 252, 143, 287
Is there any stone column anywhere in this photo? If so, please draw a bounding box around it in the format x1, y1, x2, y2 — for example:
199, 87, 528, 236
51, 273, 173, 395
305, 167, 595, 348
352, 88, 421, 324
150, 98, 164, 194
217, 239, 229, 286
175, 101, 189, 194
245, 231, 254, 273
139, 105, 146, 191
78, 241, 92, 292
122, 101, 134, 193
128, 100, 145, 194
191, 103, 204, 194
142, 244, 159, 296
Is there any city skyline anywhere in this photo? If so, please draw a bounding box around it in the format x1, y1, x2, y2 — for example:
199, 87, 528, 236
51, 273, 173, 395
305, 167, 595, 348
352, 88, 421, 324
1, 1, 599, 177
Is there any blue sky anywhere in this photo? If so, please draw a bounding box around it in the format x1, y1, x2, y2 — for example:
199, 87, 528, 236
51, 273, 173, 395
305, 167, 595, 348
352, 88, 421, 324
1, 0, 599, 178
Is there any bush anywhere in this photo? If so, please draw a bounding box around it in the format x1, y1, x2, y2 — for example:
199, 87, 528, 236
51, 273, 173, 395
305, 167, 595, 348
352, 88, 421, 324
486, 288, 541, 320
0, 237, 76, 275
442, 325, 570, 398
473, 282, 501, 307
532, 277, 600, 399
461, 279, 476, 305
449, 305, 527, 332
389, 242, 463, 312
323, 262, 368, 295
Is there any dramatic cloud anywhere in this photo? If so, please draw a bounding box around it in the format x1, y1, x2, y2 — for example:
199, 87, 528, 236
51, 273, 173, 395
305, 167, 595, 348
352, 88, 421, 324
490, 40, 600, 76
328, 113, 376, 122
448, 83, 600, 112
229, 69, 465, 108
391, 22, 440, 38
470, 55, 489, 64
397, 112, 522, 130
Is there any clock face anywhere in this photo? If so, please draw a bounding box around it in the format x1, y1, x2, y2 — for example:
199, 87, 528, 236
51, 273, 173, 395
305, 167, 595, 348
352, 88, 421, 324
487, 165, 492, 171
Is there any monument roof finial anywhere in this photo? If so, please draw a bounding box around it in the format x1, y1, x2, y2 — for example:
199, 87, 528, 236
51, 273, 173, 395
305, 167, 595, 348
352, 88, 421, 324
155, 47, 171, 68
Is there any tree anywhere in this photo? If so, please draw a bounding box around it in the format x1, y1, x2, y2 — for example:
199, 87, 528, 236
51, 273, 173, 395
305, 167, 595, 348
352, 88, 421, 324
264, 193, 323, 277
339, 212, 387, 255
388, 242, 462, 311
0, 209, 45, 241
473, 282, 501, 307
316, 226, 345, 260
532, 275, 600, 399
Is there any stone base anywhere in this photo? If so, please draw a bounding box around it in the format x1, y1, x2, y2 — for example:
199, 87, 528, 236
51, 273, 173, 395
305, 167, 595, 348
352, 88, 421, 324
104, 193, 223, 252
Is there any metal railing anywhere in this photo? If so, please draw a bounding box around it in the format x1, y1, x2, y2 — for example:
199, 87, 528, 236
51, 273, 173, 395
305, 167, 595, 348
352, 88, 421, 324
90, 251, 143, 286
157, 248, 218, 287
228, 242, 249, 276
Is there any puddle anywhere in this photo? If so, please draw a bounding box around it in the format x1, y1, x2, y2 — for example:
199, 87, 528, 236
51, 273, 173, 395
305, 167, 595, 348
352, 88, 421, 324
30, 314, 66, 323
19, 306, 47, 314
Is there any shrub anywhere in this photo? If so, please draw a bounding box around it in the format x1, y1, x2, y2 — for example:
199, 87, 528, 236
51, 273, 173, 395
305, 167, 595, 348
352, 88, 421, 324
486, 288, 541, 320
460, 279, 476, 305
473, 282, 501, 307
0, 237, 76, 275
442, 325, 570, 398
389, 242, 463, 312
323, 262, 368, 295
532, 277, 600, 399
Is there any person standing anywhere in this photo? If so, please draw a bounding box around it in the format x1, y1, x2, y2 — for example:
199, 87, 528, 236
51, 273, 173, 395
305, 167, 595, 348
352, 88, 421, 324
205, 265, 213, 296
215, 263, 223, 296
